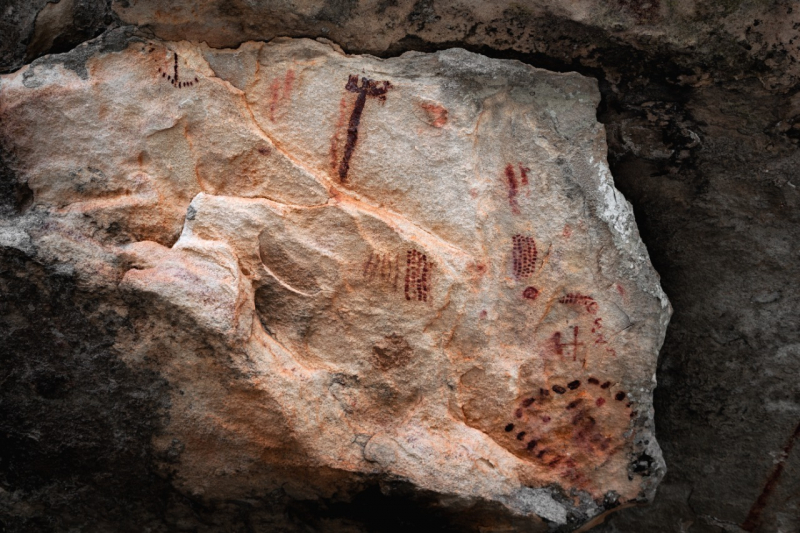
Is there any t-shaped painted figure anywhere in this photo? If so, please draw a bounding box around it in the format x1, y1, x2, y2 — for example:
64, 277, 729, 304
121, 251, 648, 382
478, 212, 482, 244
338, 75, 392, 182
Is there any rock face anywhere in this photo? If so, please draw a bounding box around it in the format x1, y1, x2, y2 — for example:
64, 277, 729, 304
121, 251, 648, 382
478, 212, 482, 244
0, 31, 669, 530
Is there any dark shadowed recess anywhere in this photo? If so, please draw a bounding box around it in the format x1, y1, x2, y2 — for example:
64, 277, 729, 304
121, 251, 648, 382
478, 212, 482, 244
0, 0, 118, 74
2, 5, 800, 533
0, 247, 170, 532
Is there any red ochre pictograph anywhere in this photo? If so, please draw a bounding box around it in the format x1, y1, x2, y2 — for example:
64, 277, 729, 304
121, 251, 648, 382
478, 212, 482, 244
336, 75, 392, 183
501, 377, 634, 482
558, 293, 599, 314
522, 286, 540, 300
512, 234, 537, 279
158, 52, 198, 89
269, 69, 295, 122
363, 252, 401, 292
591, 317, 617, 358
503, 163, 530, 214
404, 249, 432, 302
550, 292, 617, 363
551, 326, 584, 362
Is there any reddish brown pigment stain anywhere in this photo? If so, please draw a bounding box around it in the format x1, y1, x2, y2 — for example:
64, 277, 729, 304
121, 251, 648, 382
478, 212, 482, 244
337, 74, 392, 182
563, 224, 573, 238
742, 421, 800, 531
522, 286, 539, 300
404, 249, 431, 302
596, 398, 606, 407
421, 102, 448, 127
512, 235, 537, 278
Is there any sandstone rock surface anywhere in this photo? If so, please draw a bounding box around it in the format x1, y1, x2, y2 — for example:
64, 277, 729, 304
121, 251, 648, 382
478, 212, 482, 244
0, 31, 670, 530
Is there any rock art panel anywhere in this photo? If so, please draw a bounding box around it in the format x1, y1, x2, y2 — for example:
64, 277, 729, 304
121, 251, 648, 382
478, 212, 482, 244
0, 31, 671, 530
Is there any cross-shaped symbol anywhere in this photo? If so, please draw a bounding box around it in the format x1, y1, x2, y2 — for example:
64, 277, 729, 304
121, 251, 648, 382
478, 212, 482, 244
552, 326, 584, 362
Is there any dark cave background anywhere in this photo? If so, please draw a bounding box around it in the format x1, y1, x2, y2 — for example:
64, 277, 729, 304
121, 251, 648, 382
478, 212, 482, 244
1, 1, 799, 531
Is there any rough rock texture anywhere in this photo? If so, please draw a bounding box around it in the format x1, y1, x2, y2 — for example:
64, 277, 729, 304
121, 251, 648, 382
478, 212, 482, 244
2, 1, 800, 532
0, 30, 669, 531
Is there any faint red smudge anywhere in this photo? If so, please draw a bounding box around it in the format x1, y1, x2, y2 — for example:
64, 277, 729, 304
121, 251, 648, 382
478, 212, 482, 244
269, 79, 281, 121
421, 102, 448, 127
616, 283, 625, 296
563, 224, 572, 238
742, 421, 800, 531
470, 262, 487, 276
283, 69, 295, 99
269, 69, 295, 122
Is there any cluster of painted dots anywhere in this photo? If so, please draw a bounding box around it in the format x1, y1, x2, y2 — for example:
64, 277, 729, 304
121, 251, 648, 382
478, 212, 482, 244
502, 378, 632, 455
158, 53, 199, 89
512, 234, 537, 279
557, 293, 599, 314
404, 249, 431, 302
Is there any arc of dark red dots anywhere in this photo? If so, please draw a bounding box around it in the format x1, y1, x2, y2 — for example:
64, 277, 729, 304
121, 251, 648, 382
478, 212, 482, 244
503, 378, 631, 451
